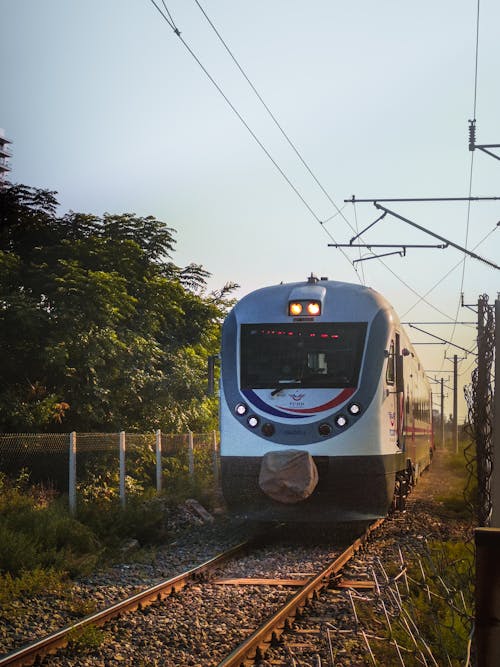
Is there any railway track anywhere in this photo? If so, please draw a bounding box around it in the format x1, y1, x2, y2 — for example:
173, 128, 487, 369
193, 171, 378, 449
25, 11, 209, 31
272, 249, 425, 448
0, 538, 260, 667
0, 521, 384, 667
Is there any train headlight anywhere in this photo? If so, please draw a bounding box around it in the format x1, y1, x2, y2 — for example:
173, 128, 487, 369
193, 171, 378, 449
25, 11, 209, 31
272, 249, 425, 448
318, 423, 332, 437
235, 403, 248, 416
306, 301, 321, 316
262, 423, 275, 436
348, 403, 361, 416
247, 415, 259, 428
289, 302, 303, 316
335, 414, 348, 428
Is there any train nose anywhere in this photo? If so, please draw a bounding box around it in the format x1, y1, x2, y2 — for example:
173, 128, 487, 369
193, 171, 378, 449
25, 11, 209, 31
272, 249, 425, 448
258, 450, 319, 504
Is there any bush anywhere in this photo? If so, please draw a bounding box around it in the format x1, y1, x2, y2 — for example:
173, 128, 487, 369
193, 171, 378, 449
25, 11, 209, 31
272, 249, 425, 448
0, 472, 101, 577
0, 567, 67, 606
77, 492, 168, 549
0, 522, 40, 574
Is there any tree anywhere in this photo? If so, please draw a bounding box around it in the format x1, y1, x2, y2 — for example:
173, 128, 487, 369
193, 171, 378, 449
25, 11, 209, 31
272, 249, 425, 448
0, 183, 237, 432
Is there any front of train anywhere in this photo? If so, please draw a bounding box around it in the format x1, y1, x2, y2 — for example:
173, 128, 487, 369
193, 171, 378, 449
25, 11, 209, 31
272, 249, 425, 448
220, 275, 405, 522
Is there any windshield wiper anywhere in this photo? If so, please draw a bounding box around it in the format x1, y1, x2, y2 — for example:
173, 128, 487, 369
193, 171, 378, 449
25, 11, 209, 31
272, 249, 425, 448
271, 379, 302, 396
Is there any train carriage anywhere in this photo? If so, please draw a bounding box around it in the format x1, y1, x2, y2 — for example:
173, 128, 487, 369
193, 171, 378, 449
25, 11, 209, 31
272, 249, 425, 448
220, 275, 433, 522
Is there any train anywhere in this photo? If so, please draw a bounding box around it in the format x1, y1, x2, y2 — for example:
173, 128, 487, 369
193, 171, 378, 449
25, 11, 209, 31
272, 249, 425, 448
219, 274, 433, 522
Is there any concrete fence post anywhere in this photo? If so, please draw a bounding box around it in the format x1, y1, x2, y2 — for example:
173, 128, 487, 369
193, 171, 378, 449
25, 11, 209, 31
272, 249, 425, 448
212, 430, 219, 488
188, 431, 194, 478
69, 431, 77, 516
119, 431, 126, 508
155, 429, 162, 494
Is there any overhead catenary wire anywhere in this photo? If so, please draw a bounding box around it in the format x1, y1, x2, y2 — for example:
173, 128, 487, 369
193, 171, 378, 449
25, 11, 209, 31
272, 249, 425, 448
439, 0, 482, 373
191, 0, 464, 308
148, 0, 360, 275
148, 0, 489, 329
401, 221, 498, 319
192, 0, 346, 220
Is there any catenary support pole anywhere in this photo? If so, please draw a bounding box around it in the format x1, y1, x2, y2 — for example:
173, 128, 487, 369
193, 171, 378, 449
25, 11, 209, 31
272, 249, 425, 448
492, 298, 500, 528
441, 378, 445, 448
453, 354, 458, 453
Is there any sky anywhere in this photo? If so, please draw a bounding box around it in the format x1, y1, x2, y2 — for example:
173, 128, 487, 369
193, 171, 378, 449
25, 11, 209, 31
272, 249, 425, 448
1, 0, 499, 422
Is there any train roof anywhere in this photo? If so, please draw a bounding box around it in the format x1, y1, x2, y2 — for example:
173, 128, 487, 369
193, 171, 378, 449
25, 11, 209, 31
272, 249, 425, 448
231, 276, 399, 325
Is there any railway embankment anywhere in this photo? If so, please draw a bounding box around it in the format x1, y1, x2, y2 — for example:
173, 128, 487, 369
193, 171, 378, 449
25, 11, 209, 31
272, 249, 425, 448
0, 447, 473, 666
260, 445, 474, 666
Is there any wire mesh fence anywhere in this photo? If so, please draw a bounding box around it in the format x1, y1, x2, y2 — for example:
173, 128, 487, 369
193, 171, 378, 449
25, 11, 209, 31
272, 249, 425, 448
0, 430, 220, 514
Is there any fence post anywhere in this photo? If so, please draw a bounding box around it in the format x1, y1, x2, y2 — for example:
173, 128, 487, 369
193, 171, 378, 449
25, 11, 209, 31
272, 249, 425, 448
212, 430, 219, 488
119, 431, 126, 508
156, 429, 162, 494
69, 431, 77, 516
188, 431, 194, 479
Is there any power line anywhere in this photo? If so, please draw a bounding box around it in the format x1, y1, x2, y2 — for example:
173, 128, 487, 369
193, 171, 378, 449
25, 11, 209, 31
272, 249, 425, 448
148, 0, 489, 327
192, 0, 345, 222
444, 0, 482, 373
361, 203, 500, 270
401, 221, 499, 319
148, 0, 362, 274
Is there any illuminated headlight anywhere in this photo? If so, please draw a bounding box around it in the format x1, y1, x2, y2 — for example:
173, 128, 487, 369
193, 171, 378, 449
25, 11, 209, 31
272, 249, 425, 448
262, 423, 275, 437
235, 403, 248, 416
335, 415, 348, 428
289, 302, 303, 316
247, 415, 259, 428
348, 403, 361, 416
306, 301, 321, 316
318, 423, 332, 437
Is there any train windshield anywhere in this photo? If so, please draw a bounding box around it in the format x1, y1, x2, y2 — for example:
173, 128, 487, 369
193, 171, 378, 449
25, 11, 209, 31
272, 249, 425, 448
240, 323, 367, 389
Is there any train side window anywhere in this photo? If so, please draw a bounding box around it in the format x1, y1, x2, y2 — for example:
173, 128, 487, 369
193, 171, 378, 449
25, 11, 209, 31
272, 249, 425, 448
386, 340, 395, 385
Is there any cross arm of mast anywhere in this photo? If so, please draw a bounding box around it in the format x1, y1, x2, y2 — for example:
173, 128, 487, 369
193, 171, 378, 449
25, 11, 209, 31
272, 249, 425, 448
374, 204, 500, 270
408, 324, 477, 356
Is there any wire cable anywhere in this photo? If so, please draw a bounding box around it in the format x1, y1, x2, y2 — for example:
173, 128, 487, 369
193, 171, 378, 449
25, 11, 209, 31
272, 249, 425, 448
148, 0, 362, 275
188, 1, 465, 308
192, 0, 350, 227
438, 0, 482, 371
401, 221, 498, 320
148, 0, 489, 324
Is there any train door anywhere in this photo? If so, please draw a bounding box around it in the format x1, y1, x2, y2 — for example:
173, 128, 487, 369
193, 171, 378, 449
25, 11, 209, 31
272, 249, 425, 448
395, 333, 405, 449
386, 337, 398, 447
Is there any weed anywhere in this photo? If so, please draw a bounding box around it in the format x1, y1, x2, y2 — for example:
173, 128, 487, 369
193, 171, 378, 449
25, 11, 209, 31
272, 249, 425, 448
67, 623, 108, 650
0, 567, 68, 607
65, 593, 98, 617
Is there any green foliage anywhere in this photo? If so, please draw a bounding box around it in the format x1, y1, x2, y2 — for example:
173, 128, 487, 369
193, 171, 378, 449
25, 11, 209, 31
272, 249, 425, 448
404, 542, 473, 664
0, 567, 67, 607
76, 493, 168, 550
364, 541, 474, 666
0, 474, 100, 577
67, 624, 109, 650
0, 183, 237, 432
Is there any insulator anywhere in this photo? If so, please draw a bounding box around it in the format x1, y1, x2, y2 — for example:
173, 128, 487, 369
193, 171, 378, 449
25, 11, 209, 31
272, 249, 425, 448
468, 119, 476, 151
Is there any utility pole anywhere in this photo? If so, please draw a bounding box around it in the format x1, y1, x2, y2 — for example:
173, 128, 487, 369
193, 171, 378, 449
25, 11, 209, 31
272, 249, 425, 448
493, 297, 500, 528
453, 354, 458, 453
441, 378, 445, 448
476, 296, 490, 525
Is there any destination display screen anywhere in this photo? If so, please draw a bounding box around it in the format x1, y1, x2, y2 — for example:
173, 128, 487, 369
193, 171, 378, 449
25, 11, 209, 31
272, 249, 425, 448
240, 323, 367, 389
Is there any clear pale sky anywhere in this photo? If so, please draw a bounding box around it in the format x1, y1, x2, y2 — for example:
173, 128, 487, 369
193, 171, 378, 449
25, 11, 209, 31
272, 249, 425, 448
1, 1, 499, 422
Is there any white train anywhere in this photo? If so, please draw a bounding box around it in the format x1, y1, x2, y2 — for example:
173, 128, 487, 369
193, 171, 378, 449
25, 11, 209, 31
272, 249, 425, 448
220, 275, 433, 522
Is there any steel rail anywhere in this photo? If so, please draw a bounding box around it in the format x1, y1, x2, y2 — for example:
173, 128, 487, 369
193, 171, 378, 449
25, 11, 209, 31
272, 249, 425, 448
0, 538, 260, 667
217, 518, 385, 667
